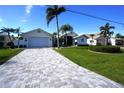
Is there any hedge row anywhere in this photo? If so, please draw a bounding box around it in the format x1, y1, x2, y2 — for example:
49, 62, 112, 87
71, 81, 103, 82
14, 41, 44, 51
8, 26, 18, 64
0, 42, 27, 49
89, 46, 122, 53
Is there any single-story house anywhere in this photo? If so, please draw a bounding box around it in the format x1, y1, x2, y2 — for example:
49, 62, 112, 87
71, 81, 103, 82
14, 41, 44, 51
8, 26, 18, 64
0, 32, 11, 47
60, 31, 78, 46
115, 38, 124, 46
74, 35, 96, 46
14, 28, 52, 48
96, 36, 116, 46
74, 33, 116, 46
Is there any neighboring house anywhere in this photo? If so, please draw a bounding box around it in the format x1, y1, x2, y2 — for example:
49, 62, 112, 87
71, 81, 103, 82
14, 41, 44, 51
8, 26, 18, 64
14, 28, 52, 48
96, 36, 116, 46
61, 31, 78, 46
115, 38, 124, 46
74, 33, 116, 46
74, 34, 97, 46
0, 32, 11, 47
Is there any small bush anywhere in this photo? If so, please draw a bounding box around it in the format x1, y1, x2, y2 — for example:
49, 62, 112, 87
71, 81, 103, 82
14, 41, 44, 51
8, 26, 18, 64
15, 46, 18, 48
19, 45, 23, 48
24, 45, 27, 48
0, 42, 4, 48
96, 43, 102, 46
7, 42, 15, 49
78, 44, 89, 46
89, 46, 122, 53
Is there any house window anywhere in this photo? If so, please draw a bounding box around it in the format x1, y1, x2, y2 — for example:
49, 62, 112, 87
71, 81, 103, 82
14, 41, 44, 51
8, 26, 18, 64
81, 38, 84, 42
90, 40, 94, 43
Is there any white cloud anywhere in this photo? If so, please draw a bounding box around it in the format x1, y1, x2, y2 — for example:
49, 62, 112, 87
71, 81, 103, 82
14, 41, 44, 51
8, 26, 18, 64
25, 5, 33, 14
0, 18, 3, 23
20, 19, 27, 22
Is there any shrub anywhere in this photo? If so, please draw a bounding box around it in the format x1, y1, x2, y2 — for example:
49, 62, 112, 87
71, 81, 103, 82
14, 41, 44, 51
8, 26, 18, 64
0, 42, 4, 48
78, 44, 89, 46
19, 45, 23, 48
24, 45, 27, 48
15, 46, 18, 48
89, 46, 122, 53
96, 43, 102, 46
7, 42, 15, 49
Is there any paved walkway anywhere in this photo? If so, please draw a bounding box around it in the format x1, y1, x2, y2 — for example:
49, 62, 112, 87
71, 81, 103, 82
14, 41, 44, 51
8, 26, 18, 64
0, 48, 123, 88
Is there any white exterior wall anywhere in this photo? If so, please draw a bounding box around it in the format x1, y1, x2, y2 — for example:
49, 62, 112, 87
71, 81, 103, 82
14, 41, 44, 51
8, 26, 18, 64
76, 37, 97, 46
75, 35, 116, 46
24, 30, 52, 47
23, 30, 51, 37
27, 37, 52, 47
76, 36, 88, 45
14, 29, 52, 47
87, 38, 97, 45
110, 38, 116, 46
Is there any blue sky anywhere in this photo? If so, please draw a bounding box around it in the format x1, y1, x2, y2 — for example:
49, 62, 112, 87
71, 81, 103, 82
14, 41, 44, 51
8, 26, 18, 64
0, 5, 124, 36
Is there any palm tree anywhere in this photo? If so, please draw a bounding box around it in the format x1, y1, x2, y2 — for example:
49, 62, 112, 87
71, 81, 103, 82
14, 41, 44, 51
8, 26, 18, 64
15, 27, 21, 48
0, 27, 15, 42
100, 23, 115, 46
116, 33, 123, 38
46, 5, 66, 48
60, 24, 73, 46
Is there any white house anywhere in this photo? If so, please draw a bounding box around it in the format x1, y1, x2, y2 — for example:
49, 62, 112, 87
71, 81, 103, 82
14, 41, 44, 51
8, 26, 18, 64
14, 28, 52, 48
74, 34, 97, 46
74, 33, 116, 46
0, 32, 12, 47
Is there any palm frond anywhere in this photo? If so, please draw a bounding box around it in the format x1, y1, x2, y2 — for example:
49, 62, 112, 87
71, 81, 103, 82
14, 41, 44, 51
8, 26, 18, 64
57, 6, 66, 15
46, 7, 54, 14
109, 31, 114, 35
105, 23, 110, 27
100, 26, 105, 31
46, 5, 66, 27
109, 26, 115, 29
46, 14, 55, 26
60, 24, 73, 34
1, 27, 9, 33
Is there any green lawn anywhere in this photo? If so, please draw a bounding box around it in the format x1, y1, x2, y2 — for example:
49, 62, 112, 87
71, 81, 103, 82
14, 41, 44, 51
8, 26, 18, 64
55, 47, 124, 85
0, 48, 23, 65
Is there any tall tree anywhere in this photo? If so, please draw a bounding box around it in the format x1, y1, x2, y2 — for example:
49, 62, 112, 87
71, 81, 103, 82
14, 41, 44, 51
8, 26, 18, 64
100, 23, 115, 46
15, 27, 21, 48
60, 24, 73, 46
0, 27, 15, 42
116, 33, 124, 38
46, 5, 66, 48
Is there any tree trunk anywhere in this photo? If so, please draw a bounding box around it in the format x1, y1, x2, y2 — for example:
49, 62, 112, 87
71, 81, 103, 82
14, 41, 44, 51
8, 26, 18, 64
104, 37, 107, 46
18, 33, 20, 48
8, 32, 12, 42
66, 32, 68, 46
91, 37, 93, 46
55, 15, 60, 48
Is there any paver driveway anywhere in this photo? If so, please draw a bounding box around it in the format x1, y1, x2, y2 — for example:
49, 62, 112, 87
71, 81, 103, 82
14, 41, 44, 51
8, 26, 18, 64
0, 48, 123, 88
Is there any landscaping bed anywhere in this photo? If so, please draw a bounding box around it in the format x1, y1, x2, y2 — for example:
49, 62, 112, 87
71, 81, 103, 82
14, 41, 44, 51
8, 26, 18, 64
89, 46, 122, 53
0, 48, 23, 65
55, 47, 124, 85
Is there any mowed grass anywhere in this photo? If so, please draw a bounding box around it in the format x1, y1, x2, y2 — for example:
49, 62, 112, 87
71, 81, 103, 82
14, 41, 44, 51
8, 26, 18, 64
55, 47, 124, 85
0, 48, 23, 65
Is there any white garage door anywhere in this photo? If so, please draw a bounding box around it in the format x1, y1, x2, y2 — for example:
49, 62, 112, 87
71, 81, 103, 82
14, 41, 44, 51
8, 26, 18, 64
28, 37, 50, 48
